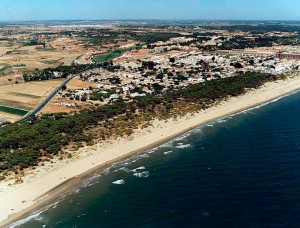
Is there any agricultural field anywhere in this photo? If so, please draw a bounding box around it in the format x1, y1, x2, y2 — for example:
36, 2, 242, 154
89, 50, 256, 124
0, 104, 29, 116
0, 37, 97, 76
0, 79, 65, 122
93, 49, 129, 62
66, 78, 97, 89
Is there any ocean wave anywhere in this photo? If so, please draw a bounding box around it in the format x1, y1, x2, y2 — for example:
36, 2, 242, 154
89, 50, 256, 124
102, 167, 113, 175
191, 90, 300, 135
133, 171, 150, 178
8, 202, 59, 228
236, 89, 300, 116
73, 189, 81, 194
159, 133, 192, 149
113, 155, 145, 170
191, 127, 204, 133
115, 151, 151, 168
80, 173, 102, 188
163, 150, 174, 155
77, 213, 86, 218
148, 148, 159, 154
175, 143, 191, 149
139, 154, 150, 158
174, 133, 191, 142
131, 166, 146, 172
112, 179, 125, 185
117, 167, 131, 173
159, 142, 173, 149
91, 173, 102, 179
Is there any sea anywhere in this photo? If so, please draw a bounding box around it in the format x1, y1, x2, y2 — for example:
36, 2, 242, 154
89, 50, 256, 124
9, 90, 300, 228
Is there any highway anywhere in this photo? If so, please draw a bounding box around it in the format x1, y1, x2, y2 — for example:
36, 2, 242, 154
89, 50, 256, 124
17, 75, 76, 124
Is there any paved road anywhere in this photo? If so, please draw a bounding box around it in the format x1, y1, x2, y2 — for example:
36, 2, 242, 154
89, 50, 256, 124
17, 75, 76, 124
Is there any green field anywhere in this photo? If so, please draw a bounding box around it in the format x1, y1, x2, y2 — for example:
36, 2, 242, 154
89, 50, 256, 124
13, 64, 26, 68
93, 49, 129, 63
41, 60, 59, 64
9, 92, 42, 99
0, 65, 12, 73
41, 57, 63, 65
0, 105, 29, 116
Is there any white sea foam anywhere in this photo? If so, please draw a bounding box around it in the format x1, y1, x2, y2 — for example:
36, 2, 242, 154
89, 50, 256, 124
174, 133, 190, 142
102, 167, 113, 175
148, 148, 159, 153
236, 89, 300, 116
77, 213, 86, 218
112, 179, 125, 185
8, 202, 59, 228
118, 167, 131, 173
131, 166, 146, 172
91, 174, 102, 179
175, 144, 191, 149
81, 175, 100, 188
163, 150, 174, 155
192, 127, 204, 133
133, 171, 150, 178
158, 138, 176, 148
139, 154, 150, 158
114, 154, 145, 169
73, 189, 81, 194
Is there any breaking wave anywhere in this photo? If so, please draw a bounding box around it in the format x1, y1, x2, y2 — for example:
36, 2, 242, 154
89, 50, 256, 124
133, 171, 150, 178
112, 179, 125, 185
117, 167, 131, 173
131, 166, 146, 172
8, 202, 59, 228
175, 144, 191, 149
163, 151, 174, 155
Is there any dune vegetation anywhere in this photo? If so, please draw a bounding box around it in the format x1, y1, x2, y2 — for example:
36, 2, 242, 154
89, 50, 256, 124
0, 72, 284, 179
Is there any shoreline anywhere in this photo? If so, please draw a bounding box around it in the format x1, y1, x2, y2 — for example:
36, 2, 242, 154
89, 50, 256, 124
2, 76, 300, 227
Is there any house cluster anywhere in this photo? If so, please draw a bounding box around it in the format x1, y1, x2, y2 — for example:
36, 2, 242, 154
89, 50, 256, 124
58, 42, 300, 106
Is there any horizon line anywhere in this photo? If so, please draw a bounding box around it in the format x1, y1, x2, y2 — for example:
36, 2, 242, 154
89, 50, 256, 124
0, 19, 300, 22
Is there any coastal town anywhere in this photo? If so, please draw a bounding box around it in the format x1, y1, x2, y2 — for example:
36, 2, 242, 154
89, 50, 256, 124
0, 0, 299, 223
1, 21, 299, 118
1, 20, 300, 184
57, 45, 300, 108
0, 21, 299, 172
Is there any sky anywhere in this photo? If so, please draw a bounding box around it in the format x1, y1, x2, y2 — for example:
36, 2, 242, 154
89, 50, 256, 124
0, 0, 299, 21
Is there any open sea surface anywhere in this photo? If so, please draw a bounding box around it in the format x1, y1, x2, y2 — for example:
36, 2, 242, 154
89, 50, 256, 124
10, 90, 300, 228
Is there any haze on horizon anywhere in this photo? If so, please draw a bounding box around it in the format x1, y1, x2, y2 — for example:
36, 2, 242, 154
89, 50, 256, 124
0, 0, 299, 22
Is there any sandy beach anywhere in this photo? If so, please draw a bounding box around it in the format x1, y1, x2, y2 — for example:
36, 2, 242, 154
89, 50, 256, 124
1, 75, 300, 227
